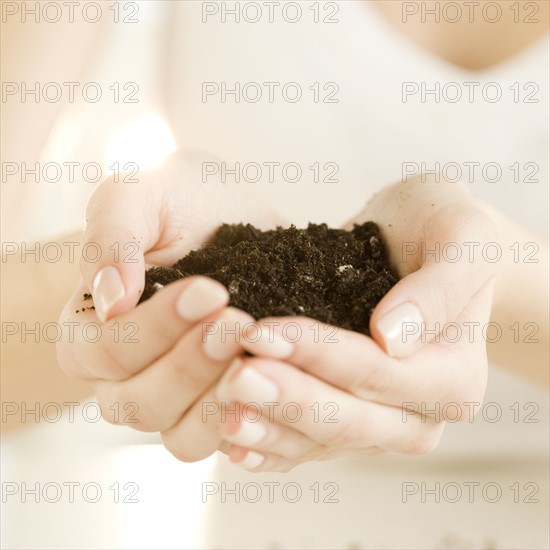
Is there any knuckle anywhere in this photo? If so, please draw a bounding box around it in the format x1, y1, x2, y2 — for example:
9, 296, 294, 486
356, 361, 391, 395
179, 347, 240, 395
96, 384, 137, 428
95, 340, 134, 381
325, 414, 363, 447
166, 349, 209, 390
95, 381, 156, 432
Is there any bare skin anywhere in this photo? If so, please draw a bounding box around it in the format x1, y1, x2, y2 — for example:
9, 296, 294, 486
374, 0, 549, 71
1, 233, 92, 433
2, 2, 548, 442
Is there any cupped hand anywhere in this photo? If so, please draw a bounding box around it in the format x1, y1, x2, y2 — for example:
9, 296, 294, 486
57, 150, 285, 460
212, 174, 498, 471
76, 149, 285, 323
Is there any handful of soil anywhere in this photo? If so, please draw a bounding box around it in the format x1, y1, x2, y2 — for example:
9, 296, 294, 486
138, 222, 398, 335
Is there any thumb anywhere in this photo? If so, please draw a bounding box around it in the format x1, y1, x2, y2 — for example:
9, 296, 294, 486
80, 180, 160, 323
370, 204, 498, 357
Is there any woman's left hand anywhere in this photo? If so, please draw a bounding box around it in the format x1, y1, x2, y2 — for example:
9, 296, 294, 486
214, 174, 498, 472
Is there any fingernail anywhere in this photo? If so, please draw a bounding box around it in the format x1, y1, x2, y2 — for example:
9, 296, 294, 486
226, 420, 267, 447
92, 266, 125, 323
235, 450, 264, 470
176, 278, 228, 321
218, 367, 279, 404
374, 302, 423, 357
245, 324, 294, 359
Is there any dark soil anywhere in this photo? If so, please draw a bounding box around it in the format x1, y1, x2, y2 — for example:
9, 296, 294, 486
137, 222, 398, 335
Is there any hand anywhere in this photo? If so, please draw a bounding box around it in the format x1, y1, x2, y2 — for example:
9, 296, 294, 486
57, 150, 285, 460
212, 174, 498, 471
74, 149, 285, 323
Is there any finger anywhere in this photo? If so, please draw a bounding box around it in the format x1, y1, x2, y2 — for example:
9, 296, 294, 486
58, 276, 229, 381
360, 283, 492, 419
370, 202, 498, 357
218, 405, 322, 461
239, 316, 388, 395
95, 307, 255, 432
228, 444, 386, 472
227, 445, 299, 473
239, 308, 489, 422
81, 174, 163, 322
161, 387, 223, 463
216, 356, 445, 454
161, 299, 269, 461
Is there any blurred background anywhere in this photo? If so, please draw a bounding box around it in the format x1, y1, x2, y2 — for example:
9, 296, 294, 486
1, 1, 548, 548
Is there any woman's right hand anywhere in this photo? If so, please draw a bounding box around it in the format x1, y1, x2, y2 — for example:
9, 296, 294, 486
56, 150, 286, 460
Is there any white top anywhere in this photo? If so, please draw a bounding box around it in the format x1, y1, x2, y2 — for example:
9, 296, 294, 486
166, 0, 549, 232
